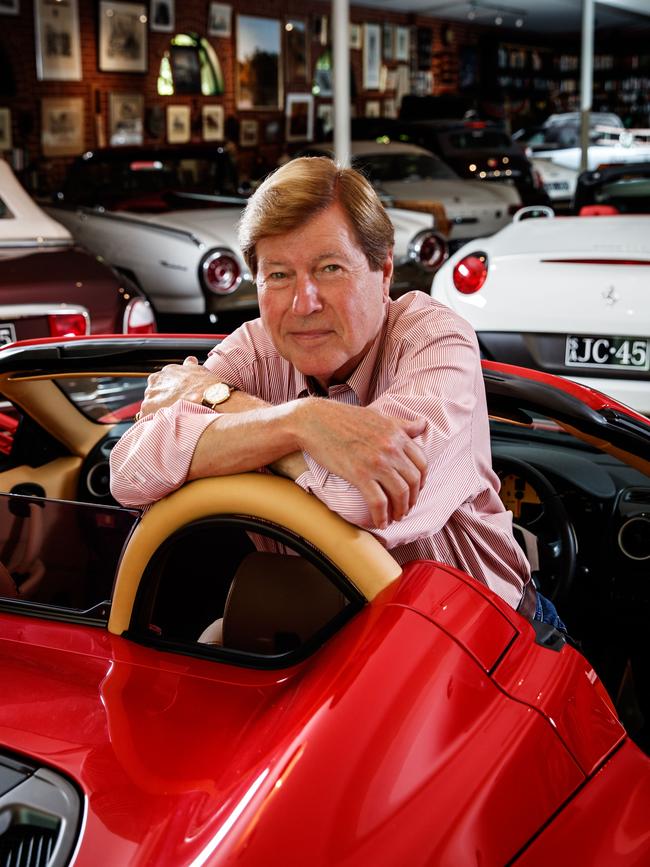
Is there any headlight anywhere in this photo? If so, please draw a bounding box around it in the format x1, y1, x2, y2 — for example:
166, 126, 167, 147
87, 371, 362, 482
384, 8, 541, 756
407, 230, 449, 272
200, 248, 242, 295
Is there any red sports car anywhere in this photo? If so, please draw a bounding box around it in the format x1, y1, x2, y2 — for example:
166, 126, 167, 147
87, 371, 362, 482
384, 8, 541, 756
0, 159, 155, 346
0, 334, 648, 866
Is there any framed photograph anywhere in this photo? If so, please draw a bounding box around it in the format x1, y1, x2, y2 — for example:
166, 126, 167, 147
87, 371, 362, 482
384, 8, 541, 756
0, 0, 18, 13
41, 96, 84, 156
236, 15, 282, 111
382, 23, 394, 63
285, 17, 308, 84
383, 98, 397, 118
365, 100, 381, 118
202, 104, 224, 141
166, 104, 191, 143
208, 3, 231, 38
34, 0, 82, 81
349, 23, 362, 50
98, 1, 147, 73
285, 92, 313, 142
395, 25, 410, 62
239, 118, 258, 148
150, 0, 173, 33
363, 23, 381, 91
0, 108, 12, 150
312, 14, 328, 46
108, 92, 143, 146
170, 43, 201, 93
316, 102, 333, 137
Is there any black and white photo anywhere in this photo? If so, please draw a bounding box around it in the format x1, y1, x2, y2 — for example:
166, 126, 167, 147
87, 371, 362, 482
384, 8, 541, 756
34, 0, 81, 81
109, 93, 144, 145
150, 0, 173, 33
208, 3, 231, 38
363, 23, 381, 90
99, 1, 148, 73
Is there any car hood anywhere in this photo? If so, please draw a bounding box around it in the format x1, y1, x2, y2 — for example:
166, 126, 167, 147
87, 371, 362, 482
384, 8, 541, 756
380, 178, 518, 209
0, 597, 588, 866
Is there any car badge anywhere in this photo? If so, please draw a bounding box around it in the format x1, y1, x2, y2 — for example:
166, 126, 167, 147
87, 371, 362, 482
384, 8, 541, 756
602, 286, 619, 305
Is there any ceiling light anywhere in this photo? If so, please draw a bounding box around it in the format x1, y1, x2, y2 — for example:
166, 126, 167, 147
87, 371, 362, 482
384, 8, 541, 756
515, 17, 524, 27
495, 15, 503, 24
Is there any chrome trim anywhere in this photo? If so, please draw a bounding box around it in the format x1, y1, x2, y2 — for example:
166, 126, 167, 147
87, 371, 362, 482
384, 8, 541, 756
0, 303, 90, 332
0, 239, 74, 248
407, 230, 449, 272
617, 515, 650, 561
200, 248, 242, 296
122, 297, 155, 334
513, 205, 555, 222
70, 207, 207, 249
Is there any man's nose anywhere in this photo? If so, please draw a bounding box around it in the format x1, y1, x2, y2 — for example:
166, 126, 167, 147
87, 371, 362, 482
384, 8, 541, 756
292, 275, 323, 316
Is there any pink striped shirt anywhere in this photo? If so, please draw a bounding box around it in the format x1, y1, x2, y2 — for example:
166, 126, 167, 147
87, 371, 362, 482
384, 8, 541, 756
110, 292, 529, 608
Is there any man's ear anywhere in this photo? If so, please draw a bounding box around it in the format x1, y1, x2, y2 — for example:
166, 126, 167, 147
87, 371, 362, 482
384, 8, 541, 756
381, 248, 394, 300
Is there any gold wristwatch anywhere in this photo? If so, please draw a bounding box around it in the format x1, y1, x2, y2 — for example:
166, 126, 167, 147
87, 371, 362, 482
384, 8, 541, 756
201, 382, 237, 409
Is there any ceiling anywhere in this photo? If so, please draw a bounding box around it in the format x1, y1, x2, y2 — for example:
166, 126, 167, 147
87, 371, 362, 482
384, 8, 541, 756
356, 0, 650, 34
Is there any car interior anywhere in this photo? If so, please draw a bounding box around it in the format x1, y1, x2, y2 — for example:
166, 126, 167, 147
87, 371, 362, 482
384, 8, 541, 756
0, 341, 648, 748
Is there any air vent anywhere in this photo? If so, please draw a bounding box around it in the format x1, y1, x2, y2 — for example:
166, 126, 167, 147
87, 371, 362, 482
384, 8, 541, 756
0, 757, 82, 867
622, 488, 650, 504
618, 516, 650, 561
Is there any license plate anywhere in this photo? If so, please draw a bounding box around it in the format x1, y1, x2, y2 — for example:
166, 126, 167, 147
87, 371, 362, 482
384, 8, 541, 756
0, 323, 16, 347
565, 335, 650, 370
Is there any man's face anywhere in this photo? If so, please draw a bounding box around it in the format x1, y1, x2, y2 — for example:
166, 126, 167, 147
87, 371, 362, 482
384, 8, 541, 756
255, 202, 393, 388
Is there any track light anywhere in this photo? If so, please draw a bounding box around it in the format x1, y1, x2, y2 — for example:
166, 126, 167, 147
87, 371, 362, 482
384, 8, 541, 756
463, 2, 526, 28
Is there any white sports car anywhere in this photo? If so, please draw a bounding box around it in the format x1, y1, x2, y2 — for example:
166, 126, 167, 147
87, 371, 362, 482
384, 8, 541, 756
430, 210, 650, 415
47, 145, 449, 328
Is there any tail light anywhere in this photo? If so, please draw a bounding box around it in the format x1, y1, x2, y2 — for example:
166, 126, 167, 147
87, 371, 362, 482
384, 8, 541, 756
407, 230, 449, 272
124, 297, 156, 334
532, 168, 545, 190
452, 252, 488, 294
200, 248, 242, 295
48, 310, 89, 337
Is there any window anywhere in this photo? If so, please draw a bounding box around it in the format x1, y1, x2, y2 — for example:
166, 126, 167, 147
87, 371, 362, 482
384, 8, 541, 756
158, 34, 224, 96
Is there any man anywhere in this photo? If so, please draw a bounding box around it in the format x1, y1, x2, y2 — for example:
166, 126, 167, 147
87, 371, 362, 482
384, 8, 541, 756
110, 156, 537, 616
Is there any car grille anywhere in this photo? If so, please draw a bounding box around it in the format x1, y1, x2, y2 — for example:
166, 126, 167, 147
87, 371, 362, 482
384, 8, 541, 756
0, 826, 57, 867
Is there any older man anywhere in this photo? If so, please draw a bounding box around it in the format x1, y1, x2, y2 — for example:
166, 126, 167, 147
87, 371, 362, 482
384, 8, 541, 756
110, 157, 537, 615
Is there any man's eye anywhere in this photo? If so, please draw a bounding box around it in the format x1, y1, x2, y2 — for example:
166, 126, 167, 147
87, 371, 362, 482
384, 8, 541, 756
322, 263, 341, 273
269, 272, 287, 280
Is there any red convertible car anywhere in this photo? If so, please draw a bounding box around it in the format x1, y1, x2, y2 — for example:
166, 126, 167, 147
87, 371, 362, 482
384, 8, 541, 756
0, 334, 648, 866
0, 159, 155, 345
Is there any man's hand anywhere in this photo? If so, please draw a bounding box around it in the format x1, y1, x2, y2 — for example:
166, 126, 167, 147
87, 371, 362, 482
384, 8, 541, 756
295, 400, 428, 529
138, 356, 218, 417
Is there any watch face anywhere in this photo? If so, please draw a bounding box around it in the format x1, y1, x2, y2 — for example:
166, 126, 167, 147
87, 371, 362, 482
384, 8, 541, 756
203, 382, 231, 405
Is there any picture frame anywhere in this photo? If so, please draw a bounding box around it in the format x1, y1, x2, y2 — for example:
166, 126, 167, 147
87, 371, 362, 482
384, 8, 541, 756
98, 1, 147, 73
41, 96, 84, 156
169, 43, 202, 93
313, 49, 333, 98
150, 0, 174, 33
363, 23, 381, 91
0, 0, 19, 14
202, 104, 224, 141
34, 0, 82, 81
239, 118, 259, 148
0, 108, 12, 150
365, 100, 381, 118
236, 15, 282, 111
349, 23, 362, 50
383, 98, 397, 118
285, 92, 313, 142
285, 17, 308, 84
208, 3, 231, 38
108, 92, 144, 146
395, 25, 410, 62
166, 104, 191, 143
316, 102, 333, 137
312, 14, 328, 46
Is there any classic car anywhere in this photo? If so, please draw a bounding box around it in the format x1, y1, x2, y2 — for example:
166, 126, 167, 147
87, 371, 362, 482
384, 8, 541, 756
529, 156, 579, 207
431, 209, 650, 415
298, 140, 519, 264
573, 161, 650, 215
46, 145, 450, 323
0, 332, 649, 866
0, 159, 155, 345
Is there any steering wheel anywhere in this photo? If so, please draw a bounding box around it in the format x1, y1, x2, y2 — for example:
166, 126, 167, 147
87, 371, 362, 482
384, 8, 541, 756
492, 455, 577, 606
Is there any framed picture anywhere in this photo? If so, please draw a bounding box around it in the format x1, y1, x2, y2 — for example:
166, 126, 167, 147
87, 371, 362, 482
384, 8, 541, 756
41, 96, 84, 156
208, 3, 231, 38
365, 100, 381, 118
363, 23, 381, 91
239, 118, 258, 148
0, 108, 12, 150
316, 102, 333, 137
349, 23, 362, 50
34, 0, 82, 81
236, 15, 282, 111
166, 104, 191, 143
285, 17, 308, 84
395, 25, 410, 62
150, 0, 174, 33
312, 14, 328, 46
98, 1, 147, 73
313, 50, 332, 98
383, 98, 397, 118
108, 92, 144, 146
170, 43, 201, 93
202, 104, 224, 141
382, 23, 394, 62
0, 0, 18, 13
285, 92, 313, 142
